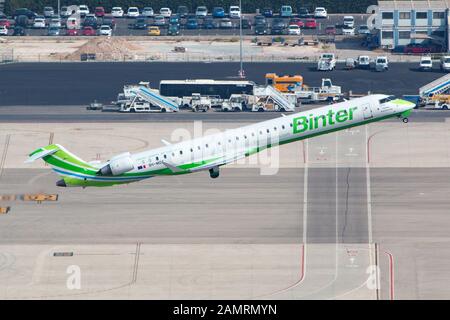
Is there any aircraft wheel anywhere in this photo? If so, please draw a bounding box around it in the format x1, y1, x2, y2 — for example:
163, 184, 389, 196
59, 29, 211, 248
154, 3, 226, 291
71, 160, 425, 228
402, 118, 409, 123
209, 167, 220, 179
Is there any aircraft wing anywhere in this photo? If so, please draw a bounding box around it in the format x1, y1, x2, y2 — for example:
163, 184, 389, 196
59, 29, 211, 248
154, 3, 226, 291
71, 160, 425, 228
188, 150, 248, 173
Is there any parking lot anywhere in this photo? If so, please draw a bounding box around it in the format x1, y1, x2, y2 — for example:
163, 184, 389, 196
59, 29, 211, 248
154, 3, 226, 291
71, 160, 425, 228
2, 13, 369, 37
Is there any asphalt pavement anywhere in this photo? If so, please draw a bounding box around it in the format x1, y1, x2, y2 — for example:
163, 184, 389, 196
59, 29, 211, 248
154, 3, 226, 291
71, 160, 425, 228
0, 62, 444, 106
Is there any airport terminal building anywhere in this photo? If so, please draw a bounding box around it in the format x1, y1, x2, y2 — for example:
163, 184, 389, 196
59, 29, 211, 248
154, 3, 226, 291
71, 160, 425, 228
372, 0, 450, 51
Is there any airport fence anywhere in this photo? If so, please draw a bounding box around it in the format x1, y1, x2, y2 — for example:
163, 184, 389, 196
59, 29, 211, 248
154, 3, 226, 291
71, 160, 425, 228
4, 52, 422, 63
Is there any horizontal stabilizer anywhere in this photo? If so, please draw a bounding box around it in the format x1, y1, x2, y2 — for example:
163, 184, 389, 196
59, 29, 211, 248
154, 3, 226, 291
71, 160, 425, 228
25, 147, 59, 163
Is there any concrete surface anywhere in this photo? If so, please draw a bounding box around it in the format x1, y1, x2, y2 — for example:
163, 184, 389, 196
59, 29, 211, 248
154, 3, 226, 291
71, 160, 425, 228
0, 120, 449, 299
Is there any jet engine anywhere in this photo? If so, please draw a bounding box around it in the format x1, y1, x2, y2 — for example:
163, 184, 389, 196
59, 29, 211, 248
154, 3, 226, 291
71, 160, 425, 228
98, 152, 134, 176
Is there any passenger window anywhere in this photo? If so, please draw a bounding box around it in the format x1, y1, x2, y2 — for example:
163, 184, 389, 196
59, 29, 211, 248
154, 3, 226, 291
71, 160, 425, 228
282, 125, 285, 129
180, 150, 183, 155
266, 129, 270, 133
156, 156, 159, 161
164, 154, 167, 159
206, 144, 209, 148
236, 136, 239, 140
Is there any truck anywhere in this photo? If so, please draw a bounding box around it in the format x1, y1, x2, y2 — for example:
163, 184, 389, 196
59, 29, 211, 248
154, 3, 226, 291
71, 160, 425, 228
317, 53, 336, 71
294, 78, 342, 103
190, 93, 212, 112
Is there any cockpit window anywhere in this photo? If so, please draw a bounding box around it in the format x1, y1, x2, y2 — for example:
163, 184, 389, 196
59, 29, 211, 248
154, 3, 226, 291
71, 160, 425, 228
379, 95, 395, 104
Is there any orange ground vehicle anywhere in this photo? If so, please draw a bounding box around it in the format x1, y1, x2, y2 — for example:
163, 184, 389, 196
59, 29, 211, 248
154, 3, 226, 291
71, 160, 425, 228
265, 73, 303, 93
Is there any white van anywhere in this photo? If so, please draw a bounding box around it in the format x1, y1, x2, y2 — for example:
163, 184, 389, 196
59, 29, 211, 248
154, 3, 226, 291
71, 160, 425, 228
229, 6, 241, 18
440, 56, 450, 71
66, 16, 80, 29
281, 5, 293, 17
343, 15, 355, 28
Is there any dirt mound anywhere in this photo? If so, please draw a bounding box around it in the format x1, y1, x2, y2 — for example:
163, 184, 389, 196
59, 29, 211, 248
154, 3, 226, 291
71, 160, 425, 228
64, 37, 144, 60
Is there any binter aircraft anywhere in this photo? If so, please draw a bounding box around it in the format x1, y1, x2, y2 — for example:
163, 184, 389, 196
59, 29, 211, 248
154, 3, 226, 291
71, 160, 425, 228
26, 95, 415, 187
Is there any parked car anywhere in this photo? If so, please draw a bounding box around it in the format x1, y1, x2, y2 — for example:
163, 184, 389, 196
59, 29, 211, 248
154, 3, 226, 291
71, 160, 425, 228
314, 7, 327, 18
177, 6, 189, 18
0, 18, 11, 28
343, 16, 355, 28
60, 6, 71, 17
148, 26, 161, 36
420, 56, 433, 71
229, 6, 241, 19
66, 28, 79, 36
0, 25, 8, 35
133, 18, 147, 29
441, 56, 450, 71
153, 15, 166, 26
82, 26, 96, 36
262, 8, 273, 18
255, 24, 268, 35
271, 18, 286, 34
33, 17, 46, 28
288, 25, 301, 35
196, 6, 208, 17
95, 7, 105, 18
305, 18, 317, 29
160, 8, 172, 18
142, 7, 154, 17
238, 18, 251, 29
43, 6, 54, 18
99, 25, 112, 36
342, 25, 355, 36
49, 17, 62, 28
15, 15, 29, 28
254, 15, 267, 26
13, 8, 37, 19
219, 18, 233, 29
47, 26, 60, 36
298, 7, 309, 18
280, 5, 293, 17
12, 26, 26, 36
358, 25, 370, 35
325, 25, 336, 35
169, 15, 180, 26
212, 7, 225, 18
127, 7, 140, 18
102, 15, 116, 29
203, 17, 216, 29
168, 24, 180, 35
186, 17, 199, 29
78, 5, 90, 17
83, 15, 98, 29
111, 7, 124, 18
289, 18, 304, 28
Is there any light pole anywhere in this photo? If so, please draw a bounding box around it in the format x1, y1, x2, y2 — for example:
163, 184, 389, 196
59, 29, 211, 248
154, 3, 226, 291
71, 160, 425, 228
239, 0, 245, 78
57, 0, 60, 16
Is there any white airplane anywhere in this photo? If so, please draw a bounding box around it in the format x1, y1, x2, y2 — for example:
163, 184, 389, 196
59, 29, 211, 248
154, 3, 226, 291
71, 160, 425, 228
26, 95, 414, 187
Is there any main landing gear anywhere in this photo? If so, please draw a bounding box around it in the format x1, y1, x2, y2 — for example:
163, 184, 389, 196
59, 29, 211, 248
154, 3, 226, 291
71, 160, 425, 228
402, 117, 409, 123
209, 167, 220, 179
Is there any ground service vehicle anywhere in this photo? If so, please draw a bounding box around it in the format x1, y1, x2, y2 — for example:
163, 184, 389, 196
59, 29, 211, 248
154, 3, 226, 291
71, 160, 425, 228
317, 53, 336, 71
357, 55, 371, 69
265, 74, 303, 92
375, 56, 389, 71
420, 56, 433, 71
190, 94, 212, 112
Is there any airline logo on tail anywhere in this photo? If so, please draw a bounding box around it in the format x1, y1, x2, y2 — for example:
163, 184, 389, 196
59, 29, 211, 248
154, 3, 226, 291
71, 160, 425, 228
292, 107, 358, 134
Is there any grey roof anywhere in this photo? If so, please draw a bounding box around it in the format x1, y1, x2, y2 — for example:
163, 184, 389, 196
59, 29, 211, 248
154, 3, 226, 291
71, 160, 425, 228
378, 0, 450, 10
